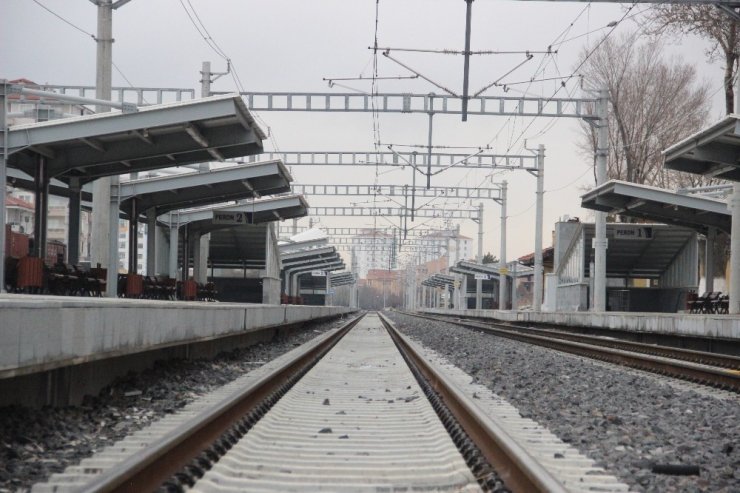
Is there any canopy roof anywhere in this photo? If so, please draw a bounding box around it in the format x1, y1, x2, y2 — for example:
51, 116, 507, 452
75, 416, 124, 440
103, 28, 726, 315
330, 272, 356, 286
450, 260, 501, 280
163, 195, 308, 232
7, 94, 264, 184
579, 223, 696, 280
120, 160, 292, 216
422, 273, 456, 288
663, 114, 740, 181
581, 180, 731, 235
286, 258, 346, 276
281, 246, 340, 268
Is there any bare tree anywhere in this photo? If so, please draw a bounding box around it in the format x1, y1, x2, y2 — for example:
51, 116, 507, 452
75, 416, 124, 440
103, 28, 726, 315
577, 32, 710, 189
647, 6, 738, 114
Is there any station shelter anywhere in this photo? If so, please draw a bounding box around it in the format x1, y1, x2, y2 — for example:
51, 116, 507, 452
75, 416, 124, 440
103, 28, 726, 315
159, 195, 308, 304
3, 93, 267, 295
548, 213, 700, 312
278, 236, 345, 306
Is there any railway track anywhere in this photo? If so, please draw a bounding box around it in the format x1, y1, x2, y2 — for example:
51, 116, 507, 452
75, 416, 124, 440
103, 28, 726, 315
32, 311, 632, 492
405, 311, 740, 392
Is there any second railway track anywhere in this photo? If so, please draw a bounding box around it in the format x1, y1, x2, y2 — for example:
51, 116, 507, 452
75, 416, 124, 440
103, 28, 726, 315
405, 311, 740, 392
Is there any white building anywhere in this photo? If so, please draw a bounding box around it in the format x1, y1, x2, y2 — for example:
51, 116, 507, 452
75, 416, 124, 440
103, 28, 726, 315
352, 229, 396, 278
418, 230, 473, 267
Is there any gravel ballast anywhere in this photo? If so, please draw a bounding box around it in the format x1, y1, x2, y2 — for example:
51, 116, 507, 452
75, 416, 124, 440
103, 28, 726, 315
387, 311, 740, 493
0, 317, 349, 492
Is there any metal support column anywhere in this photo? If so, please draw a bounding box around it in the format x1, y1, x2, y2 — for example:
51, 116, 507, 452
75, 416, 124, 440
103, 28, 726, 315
705, 227, 715, 293
593, 88, 609, 312
461, 0, 473, 122
106, 177, 119, 297
0, 81, 7, 292
168, 213, 178, 279
128, 198, 138, 273
192, 231, 202, 282
499, 180, 508, 310
33, 157, 49, 258
146, 209, 156, 275
325, 273, 331, 306
730, 185, 740, 314
461, 274, 468, 309
68, 178, 81, 265
533, 144, 545, 311
426, 95, 434, 189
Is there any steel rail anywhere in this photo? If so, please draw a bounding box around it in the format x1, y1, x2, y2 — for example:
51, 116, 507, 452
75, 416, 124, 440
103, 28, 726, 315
491, 320, 740, 369
428, 314, 740, 370
80, 313, 365, 493
378, 312, 567, 493
405, 312, 740, 392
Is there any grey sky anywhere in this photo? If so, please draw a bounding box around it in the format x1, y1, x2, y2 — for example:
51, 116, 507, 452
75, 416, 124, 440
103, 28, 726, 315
2, 0, 725, 261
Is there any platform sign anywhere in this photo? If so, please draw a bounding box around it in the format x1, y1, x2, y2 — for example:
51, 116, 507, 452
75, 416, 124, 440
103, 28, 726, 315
212, 211, 253, 225
614, 226, 653, 240
311, 270, 326, 277
474, 273, 490, 280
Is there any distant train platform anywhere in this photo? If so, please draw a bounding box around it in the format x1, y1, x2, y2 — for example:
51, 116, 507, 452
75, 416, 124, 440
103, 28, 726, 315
420, 307, 740, 341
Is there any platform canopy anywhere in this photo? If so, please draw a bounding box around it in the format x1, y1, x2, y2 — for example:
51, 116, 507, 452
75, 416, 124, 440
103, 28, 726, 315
581, 180, 731, 235
330, 272, 356, 287
450, 260, 501, 280
663, 114, 740, 182
164, 195, 309, 232
281, 245, 340, 269
422, 273, 456, 288
581, 223, 696, 279
278, 236, 330, 256
6, 94, 265, 184
120, 160, 292, 217
164, 195, 308, 269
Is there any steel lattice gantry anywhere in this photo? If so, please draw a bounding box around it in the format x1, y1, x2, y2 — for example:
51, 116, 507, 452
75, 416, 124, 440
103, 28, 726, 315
309, 206, 480, 220
292, 183, 502, 202
235, 91, 598, 120
241, 150, 537, 171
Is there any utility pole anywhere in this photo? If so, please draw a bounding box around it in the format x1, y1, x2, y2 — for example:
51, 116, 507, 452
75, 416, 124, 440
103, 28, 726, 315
194, 61, 214, 284
476, 203, 483, 309
499, 181, 508, 310
593, 89, 609, 312
533, 144, 545, 311
90, 0, 132, 297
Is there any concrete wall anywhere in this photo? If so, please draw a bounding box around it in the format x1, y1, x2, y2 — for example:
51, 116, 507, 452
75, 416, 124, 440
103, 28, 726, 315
420, 307, 740, 340
556, 283, 589, 311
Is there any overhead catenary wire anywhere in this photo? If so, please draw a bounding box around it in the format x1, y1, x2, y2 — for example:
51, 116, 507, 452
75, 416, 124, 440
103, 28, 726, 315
177, 0, 281, 152
30, 0, 149, 104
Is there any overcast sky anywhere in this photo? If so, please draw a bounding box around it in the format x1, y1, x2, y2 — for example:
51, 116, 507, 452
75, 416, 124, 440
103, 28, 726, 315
2, 0, 727, 263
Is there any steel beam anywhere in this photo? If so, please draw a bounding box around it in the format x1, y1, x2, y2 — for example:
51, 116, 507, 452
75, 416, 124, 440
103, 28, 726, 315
241, 151, 537, 171
236, 91, 598, 119
309, 206, 479, 220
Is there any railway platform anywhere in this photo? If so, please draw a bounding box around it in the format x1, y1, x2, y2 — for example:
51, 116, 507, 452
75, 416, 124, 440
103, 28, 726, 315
0, 294, 355, 406
420, 308, 740, 341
